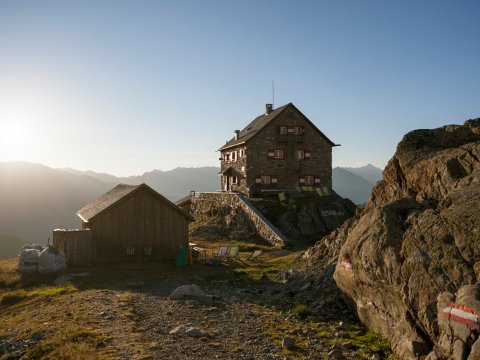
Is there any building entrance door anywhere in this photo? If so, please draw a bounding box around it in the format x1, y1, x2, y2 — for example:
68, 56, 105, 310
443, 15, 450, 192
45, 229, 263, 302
226, 176, 231, 192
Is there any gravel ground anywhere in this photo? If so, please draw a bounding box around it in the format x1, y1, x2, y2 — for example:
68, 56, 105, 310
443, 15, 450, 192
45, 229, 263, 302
1, 260, 392, 359
128, 274, 386, 360
134, 294, 284, 359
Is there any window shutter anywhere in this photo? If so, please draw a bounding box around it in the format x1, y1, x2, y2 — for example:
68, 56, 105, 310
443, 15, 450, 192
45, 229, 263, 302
271, 176, 278, 184
255, 176, 262, 184
268, 150, 274, 160
314, 176, 321, 186
299, 177, 306, 184
287, 127, 294, 133
305, 151, 311, 159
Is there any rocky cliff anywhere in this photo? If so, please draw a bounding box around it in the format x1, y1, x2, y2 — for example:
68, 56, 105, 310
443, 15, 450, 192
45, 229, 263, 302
305, 119, 480, 359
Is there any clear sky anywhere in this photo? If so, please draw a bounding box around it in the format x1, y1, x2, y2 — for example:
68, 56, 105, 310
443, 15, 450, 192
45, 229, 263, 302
0, 1, 479, 176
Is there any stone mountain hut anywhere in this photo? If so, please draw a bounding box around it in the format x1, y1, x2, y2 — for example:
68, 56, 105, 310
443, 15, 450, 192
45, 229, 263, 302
70, 183, 194, 263
218, 102, 338, 197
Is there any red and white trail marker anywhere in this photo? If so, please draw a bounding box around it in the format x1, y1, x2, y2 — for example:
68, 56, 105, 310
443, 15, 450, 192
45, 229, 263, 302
340, 258, 352, 272
442, 303, 479, 326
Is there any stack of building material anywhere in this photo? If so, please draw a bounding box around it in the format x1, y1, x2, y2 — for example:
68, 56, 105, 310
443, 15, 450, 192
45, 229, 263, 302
18, 244, 43, 273
18, 245, 66, 273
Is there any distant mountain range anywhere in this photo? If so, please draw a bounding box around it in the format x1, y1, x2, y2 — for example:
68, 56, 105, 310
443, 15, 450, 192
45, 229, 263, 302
333, 164, 381, 205
0, 161, 381, 259
62, 167, 220, 201
339, 164, 383, 185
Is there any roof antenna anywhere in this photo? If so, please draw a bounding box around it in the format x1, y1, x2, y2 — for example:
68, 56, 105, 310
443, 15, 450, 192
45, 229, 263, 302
272, 80, 275, 108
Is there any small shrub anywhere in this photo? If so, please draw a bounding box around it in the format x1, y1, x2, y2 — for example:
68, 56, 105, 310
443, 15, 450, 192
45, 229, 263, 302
292, 304, 311, 319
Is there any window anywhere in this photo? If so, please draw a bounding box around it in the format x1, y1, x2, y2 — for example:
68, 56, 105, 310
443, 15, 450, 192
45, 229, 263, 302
299, 175, 321, 186
280, 126, 288, 135
239, 149, 245, 157
274, 149, 284, 159
292, 126, 305, 135
231, 151, 237, 162
225, 153, 230, 162
268, 149, 285, 160
304, 175, 314, 185
296, 149, 311, 160
255, 175, 278, 186
232, 175, 238, 184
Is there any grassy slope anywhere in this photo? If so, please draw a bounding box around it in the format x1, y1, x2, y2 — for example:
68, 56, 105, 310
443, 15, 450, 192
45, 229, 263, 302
0, 247, 395, 360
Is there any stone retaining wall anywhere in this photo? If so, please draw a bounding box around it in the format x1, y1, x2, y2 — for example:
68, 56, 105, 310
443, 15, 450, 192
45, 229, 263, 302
191, 192, 289, 247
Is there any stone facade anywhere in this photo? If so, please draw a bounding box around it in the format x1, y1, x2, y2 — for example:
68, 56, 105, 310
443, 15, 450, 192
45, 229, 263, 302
219, 103, 335, 197
192, 192, 288, 247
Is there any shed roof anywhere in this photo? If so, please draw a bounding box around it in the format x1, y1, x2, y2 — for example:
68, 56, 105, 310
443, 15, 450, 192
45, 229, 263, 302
77, 183, 194, 222
218, 103, 337, 151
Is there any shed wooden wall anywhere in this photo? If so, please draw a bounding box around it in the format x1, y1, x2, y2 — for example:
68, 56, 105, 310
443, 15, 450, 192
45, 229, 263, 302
87, 188, 189, 262
53, 229, 93, 266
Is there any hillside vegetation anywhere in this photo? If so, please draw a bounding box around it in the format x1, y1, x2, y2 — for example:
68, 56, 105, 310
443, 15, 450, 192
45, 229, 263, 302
0, 240, 394, 359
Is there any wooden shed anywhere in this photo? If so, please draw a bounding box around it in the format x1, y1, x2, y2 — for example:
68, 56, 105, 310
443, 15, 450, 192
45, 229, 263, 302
76, 183, 194, 262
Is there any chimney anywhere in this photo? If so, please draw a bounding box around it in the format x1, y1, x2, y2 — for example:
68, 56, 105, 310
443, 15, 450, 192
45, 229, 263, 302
265, 103, 273, 115
234, 130, 240, 140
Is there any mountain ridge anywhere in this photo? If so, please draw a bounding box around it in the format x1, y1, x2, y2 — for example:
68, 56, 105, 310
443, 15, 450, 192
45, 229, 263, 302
0, 161, 381, 258
339, 164, 382, 185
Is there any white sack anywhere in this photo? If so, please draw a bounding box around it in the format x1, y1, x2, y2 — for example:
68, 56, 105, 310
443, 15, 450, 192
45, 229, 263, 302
38, 248, 67, 273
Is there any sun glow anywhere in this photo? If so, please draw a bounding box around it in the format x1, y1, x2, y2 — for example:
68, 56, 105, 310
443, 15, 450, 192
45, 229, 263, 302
0, 121, 34, 160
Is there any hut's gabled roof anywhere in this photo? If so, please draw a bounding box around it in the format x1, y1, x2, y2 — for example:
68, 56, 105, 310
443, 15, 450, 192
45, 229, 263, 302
218, 102, 337, 151
77, 184, 138, 222
77, 183, 194, 222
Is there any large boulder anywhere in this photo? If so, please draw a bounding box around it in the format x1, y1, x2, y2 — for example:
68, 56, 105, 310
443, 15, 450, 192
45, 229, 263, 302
254, 192, 357, 238
308, 119, 480, 359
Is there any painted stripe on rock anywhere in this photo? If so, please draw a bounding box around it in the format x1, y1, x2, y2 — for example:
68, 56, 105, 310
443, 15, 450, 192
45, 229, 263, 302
340, 258, 352, 272
442, 304, 479, 326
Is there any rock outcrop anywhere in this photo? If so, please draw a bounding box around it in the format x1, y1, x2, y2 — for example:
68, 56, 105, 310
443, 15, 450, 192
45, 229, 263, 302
305, 119, 480, 359
191, 191, 356, 246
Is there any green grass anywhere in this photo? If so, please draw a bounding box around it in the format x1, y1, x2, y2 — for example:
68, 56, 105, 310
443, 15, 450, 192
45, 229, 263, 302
0, 259, 22, 289
257, 303, 396, 360
232, 252, 297, 281
348, 328, 393, 356
0, 283, 77, 306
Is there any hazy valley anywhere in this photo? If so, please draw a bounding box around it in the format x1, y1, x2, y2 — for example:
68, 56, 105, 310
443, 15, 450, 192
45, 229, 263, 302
0, 161, 381, 259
